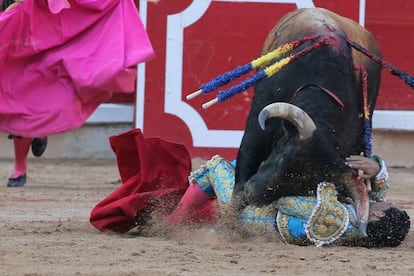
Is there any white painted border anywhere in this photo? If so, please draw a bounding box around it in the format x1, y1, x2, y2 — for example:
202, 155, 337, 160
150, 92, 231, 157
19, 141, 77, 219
87, 104, 134, 124
373, 110, 414, 131
359, 0, 366, 26
212, 0, 314, 8
135, 0, 149, 130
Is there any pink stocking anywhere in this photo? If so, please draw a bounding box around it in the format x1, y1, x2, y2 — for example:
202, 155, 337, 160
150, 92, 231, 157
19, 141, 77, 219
168, 184, 213, 225
12, 137, 32, 178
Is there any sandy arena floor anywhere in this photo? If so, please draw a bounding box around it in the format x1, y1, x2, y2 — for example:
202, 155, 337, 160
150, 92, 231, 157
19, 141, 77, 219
0, 158, 413, 275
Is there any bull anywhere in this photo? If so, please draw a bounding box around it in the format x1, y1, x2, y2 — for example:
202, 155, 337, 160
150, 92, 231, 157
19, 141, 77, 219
231, 8, 382, 232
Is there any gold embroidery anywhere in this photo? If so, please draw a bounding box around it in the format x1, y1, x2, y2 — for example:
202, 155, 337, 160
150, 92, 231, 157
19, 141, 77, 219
305, 182, 349, 247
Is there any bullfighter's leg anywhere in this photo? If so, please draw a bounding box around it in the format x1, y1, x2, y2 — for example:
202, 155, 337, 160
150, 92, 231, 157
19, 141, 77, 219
167, 184, 213, 225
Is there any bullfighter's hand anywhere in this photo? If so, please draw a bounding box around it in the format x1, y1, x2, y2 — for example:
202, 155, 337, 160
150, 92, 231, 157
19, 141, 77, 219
345, 155, 380, 180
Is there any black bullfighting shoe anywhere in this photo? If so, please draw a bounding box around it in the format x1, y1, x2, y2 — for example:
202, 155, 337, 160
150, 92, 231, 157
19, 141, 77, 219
31, 137, 48, 157
7, 174, 27, 187
2, 0, 16, 11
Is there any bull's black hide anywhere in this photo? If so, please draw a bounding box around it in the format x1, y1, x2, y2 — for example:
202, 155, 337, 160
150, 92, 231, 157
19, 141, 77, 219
233, 8, 382, 206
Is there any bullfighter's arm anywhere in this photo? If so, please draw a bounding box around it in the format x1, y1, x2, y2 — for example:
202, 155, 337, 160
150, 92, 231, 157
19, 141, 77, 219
345, 155, 380, 179
345, 155, 389, 202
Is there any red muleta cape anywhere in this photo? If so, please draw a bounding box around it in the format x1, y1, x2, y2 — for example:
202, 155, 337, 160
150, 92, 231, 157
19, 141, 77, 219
90, 129, 216, 233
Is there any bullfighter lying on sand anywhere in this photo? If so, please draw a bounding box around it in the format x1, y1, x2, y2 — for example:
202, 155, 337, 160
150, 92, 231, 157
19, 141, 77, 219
90, 130, 410, 248
168, 155, 410, 248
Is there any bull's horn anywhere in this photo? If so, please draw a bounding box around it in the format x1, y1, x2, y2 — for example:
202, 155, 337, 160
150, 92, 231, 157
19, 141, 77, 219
258, 102, 316, 139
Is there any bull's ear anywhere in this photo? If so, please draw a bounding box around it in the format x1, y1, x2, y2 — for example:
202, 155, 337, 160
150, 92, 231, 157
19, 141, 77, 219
258, 102, 316, 139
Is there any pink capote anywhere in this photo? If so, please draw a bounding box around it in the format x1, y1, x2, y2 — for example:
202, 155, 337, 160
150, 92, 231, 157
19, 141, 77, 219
0, 0, 154, 137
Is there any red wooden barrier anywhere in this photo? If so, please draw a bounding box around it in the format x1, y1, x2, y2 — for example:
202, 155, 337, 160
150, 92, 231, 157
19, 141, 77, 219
115, 1, 414, 160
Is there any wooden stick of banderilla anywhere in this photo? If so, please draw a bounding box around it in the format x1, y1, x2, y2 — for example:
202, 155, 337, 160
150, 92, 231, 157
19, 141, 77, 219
358, 152, 372, 192
201, 39, 327, 109
186, 35, 321, 101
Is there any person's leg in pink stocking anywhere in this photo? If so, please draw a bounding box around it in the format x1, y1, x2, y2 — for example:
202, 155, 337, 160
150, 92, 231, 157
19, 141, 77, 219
168, 184, 214, 225
7, 137, 32, 187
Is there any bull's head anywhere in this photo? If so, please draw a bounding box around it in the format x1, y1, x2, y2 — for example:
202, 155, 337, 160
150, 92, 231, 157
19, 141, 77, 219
242, 102, 325, 204
250, 102, 370, 235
